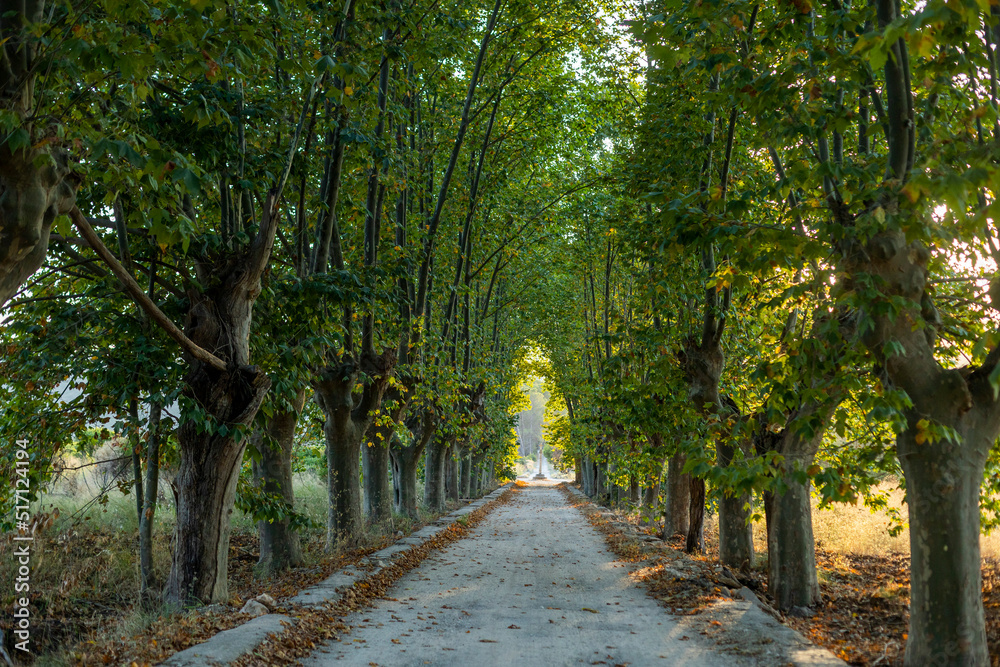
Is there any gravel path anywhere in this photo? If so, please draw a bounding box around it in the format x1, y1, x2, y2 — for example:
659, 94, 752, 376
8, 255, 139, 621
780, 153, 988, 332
300, 482, 840, 666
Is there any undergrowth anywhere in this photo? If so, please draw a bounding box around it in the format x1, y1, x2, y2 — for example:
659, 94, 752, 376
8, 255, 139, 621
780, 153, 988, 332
0, 473, 473, 665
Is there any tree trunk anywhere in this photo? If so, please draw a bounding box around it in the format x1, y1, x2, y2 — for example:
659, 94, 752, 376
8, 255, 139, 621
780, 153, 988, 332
130, 397, 144, 525
574, 458, 582, 485
166, 288, 272, 605
639, 456, 665, 527
168, 392, 263, 605
0, 4, 77, 308
899, 423, 990, 665
363, 424, 393, 524
717, 438, 753, 569
596, 460, 608, 501
315, 369, 364, 545
686, 478, 705, 553
842, 227, 1000, 663
628, 474, 640, 505
768, 470, 817, 609
139, 401, 162, 599
460, 451, 472, 498
640, 483, 659, 526
424, 433, 451, 511
471, 452, 486, 497
251, 390, 306, 574
313, 353, 394, 546
762, 409, 834, 610
392, 408, 435, 518
447, 441, 464, 502
390, 440, 420, 518
662, 452, 690, 538
325, 419, 363, 544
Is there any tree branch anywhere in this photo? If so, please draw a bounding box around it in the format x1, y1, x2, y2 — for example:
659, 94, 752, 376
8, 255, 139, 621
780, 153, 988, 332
70, 208, 227, 371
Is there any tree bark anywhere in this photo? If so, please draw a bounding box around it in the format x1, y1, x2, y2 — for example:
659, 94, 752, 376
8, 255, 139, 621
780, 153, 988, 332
639, 454, 666, 527
251, 389, 306, 574
460, 451, 472, 498
391, 408, 435, 518
686, 478, 706, 553
313, 352, 394, 546
662, 452, 690, 538
364, 385, 408, 525
768, 465, 818, 609
389, 438, 415, 518
363, 426, 394, 525
900, 424, 990, 666
139, 401, 162, 599
628, 474, 640, 505
447, 440, 465, 502
0, 2, 77, 307
424, 432, 452, 511
761, 400, 839, 609
717, 438, 753, 569
680, 334, 724, 553
844, 226, 1000, 665
166, 282, 273, 605
470, 451, 486, 497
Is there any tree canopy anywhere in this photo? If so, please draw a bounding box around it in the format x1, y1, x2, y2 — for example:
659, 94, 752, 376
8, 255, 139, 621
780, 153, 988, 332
3, 0, 1000, 663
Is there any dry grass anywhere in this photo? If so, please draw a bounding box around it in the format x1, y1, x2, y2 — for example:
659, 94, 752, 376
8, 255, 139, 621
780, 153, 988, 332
0, 460, 467, 664
697, 481, 1000, 562
808, 481, 1000, 560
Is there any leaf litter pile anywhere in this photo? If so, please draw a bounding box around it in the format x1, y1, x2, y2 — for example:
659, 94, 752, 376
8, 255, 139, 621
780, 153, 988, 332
558, 483, 1000, 667
57, 532, 395, 665
50, 486, 516, 666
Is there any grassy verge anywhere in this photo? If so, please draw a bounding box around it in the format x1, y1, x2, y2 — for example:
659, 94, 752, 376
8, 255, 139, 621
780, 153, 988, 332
0, 472, 478, 665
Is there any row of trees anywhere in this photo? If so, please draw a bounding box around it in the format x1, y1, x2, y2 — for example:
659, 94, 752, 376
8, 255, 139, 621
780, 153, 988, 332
540, 0, 1000, 665
6, 0, 995, 662
0, 0, 622, 610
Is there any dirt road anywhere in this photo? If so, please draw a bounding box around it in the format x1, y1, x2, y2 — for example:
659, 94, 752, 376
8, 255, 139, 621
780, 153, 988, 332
300, 482, 842, 666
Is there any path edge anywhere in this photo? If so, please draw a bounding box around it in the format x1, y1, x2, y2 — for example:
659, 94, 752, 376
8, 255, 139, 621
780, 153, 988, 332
159, 482, 515, 667
558, 482, 848, 667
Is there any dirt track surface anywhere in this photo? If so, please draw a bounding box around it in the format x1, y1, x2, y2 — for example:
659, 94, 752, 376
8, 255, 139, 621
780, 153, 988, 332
300, 482, 836, 666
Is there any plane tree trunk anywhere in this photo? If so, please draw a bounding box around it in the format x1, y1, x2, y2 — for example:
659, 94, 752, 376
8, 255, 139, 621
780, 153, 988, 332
313, 351, 395, 547
460, 451, 472, 498
448, 438, 466, 502
679, 331, 724, 554
391, 408, 436, 518
846, 228, 1000, 664
166, 281, 273, 605
251, 389, 306, 574
662, 452, 690, 539
0, 1, 77, 307
363, 426, 393, 525
424, 431, 453, 511
470, 451, 487, 497
138, 401, 163, 599
717, 435, 753, 569
364, 386, 409, 524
